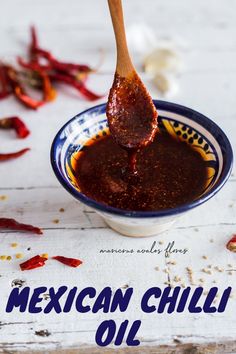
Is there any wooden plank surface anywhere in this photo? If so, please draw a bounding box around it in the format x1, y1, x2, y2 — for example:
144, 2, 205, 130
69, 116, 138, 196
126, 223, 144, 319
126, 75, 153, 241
0, 0, 236, 352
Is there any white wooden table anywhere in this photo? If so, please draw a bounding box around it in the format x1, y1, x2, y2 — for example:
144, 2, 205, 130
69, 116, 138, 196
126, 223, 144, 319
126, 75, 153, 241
0, 0, 236, 352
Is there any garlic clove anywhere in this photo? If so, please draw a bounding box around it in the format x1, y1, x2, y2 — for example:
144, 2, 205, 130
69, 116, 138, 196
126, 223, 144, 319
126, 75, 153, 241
144, 48, 181, 75
152, 73, 178, 97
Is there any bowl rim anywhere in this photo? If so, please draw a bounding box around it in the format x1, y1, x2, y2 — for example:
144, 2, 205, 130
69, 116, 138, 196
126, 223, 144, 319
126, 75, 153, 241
51, 100, 233, 218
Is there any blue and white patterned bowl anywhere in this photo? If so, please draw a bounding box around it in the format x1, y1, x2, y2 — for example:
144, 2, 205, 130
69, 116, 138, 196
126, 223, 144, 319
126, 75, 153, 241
51, 100, 233, 237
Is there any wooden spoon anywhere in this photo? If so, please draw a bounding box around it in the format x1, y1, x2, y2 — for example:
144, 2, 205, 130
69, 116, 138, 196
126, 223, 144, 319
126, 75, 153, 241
106, 0, 158, 153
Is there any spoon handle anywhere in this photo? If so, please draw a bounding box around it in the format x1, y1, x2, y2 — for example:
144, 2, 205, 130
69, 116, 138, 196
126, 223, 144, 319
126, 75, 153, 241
107, 0, 134, 76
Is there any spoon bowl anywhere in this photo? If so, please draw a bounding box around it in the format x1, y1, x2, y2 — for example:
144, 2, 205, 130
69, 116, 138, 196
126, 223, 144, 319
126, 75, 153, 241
107, 71, 158, 150
107, 0, 158, 151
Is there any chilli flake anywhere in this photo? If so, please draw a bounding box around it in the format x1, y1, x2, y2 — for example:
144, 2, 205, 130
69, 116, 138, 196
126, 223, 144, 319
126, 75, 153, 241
226, 235, 236, 253
20, 255, 47, 271
0, 218, 42, 234
52, 256, 83, 268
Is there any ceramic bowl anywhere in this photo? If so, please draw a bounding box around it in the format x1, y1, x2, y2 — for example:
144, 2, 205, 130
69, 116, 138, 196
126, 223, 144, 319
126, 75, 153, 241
51, 100, 233, 237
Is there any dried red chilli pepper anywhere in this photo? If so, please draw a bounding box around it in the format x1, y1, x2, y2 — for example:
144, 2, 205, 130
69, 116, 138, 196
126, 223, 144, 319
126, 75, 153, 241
17, 57, 52, 72
0, 117, 30, 138
19, 56, 92, 100
15, 87, 44, 109
1, 26, 102, 105
20, 255, 47, 271
30, 26, 39, 58
5, 65, 45, 109
49, 72, 102, 101
0, 65, 10, 98
0, 92, 10, 99
52, 60, 91, 74
226, 235, 236, 252
36, 50, 91, 74
29, 27, 91, 74
0, 148, 30, 161
28, 27, 102, 101
0, 218, 42, 234
17, 58, 56, 102
52, 256, 83, 268
78, 85, 103, 101
41, 71, 57, 102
